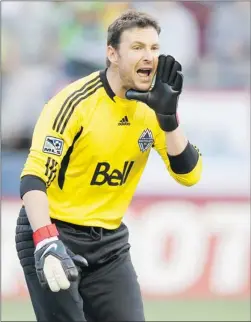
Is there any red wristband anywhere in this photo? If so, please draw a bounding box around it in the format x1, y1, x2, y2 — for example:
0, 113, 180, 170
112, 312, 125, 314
33, 224, 59, 246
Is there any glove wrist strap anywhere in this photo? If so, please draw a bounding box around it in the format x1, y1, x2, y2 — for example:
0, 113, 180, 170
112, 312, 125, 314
156, 113, 179, 132
33, 224, 59, 246
35, 236, 59, 252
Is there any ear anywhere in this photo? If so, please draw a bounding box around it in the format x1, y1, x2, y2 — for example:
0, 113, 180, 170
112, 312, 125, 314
107, 45, 119, 66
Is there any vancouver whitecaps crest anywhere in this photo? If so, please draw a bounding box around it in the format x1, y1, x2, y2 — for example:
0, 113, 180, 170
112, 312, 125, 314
138, 129, 154, 152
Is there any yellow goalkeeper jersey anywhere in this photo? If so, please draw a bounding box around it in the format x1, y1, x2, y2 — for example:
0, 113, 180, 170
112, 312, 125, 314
21, 70, 202, 229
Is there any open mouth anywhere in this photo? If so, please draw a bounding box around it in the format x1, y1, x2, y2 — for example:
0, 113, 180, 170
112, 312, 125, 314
137, 68, 152, 77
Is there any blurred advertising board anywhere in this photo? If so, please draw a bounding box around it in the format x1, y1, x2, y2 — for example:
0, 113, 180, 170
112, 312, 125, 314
2, 197, 250, 299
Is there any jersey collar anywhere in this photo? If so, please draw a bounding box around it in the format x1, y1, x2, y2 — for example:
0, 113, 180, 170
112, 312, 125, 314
99, 69, 116, 102
99, 69, 137, 108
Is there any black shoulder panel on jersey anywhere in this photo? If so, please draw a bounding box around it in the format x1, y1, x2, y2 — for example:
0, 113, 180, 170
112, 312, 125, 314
168, 142, 200, 174
20, 175, 47, 199
53, 75, 103, 135
58, 126, 84, 190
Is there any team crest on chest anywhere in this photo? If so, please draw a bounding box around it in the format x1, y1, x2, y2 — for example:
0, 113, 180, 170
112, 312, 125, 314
138, 129, 154, 152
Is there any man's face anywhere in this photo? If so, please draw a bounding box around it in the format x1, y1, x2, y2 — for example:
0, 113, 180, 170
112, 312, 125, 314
115, 27, 160, 91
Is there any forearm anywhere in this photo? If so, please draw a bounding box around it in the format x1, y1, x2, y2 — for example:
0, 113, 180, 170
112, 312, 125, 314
165, 126, 188, 156
23, 190, 52, 231
20, 175, 51, 231
20, 175, 59, 250
165, 126, 200, 175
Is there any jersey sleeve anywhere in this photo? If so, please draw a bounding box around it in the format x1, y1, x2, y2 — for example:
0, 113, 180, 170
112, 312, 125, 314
21, 91, 83, 188
153, 126, 202, 186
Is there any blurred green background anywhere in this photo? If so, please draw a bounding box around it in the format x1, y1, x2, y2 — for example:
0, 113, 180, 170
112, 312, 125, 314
2, 299, 250, 321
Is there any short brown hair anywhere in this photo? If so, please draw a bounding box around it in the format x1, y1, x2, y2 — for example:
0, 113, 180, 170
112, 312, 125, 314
106, 9, 161, 67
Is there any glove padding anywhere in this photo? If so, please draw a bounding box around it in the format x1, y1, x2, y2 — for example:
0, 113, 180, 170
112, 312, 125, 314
126, 55, 183, 132
34, 240, 88, 292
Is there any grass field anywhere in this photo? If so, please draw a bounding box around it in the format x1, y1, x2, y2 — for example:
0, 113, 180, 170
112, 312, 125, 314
1, 299, 250, 321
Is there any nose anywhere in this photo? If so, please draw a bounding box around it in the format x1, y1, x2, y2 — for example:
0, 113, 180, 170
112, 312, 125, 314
142, 48, 154, 62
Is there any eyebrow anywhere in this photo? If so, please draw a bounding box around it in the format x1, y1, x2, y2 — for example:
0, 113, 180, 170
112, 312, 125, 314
132, 41, 159, 47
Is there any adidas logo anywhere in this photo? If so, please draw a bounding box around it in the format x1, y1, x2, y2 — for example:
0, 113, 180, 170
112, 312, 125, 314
118, 116, 130, 126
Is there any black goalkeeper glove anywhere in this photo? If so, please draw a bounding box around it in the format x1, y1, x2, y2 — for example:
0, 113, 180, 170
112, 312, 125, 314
34, 239, 88, 292
126, 55, 183, 132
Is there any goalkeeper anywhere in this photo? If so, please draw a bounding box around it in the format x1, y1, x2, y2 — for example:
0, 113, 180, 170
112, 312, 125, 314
16, 9, 202, 322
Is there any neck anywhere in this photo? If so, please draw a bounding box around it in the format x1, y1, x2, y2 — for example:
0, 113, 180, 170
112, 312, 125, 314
106, 67, 127, 99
